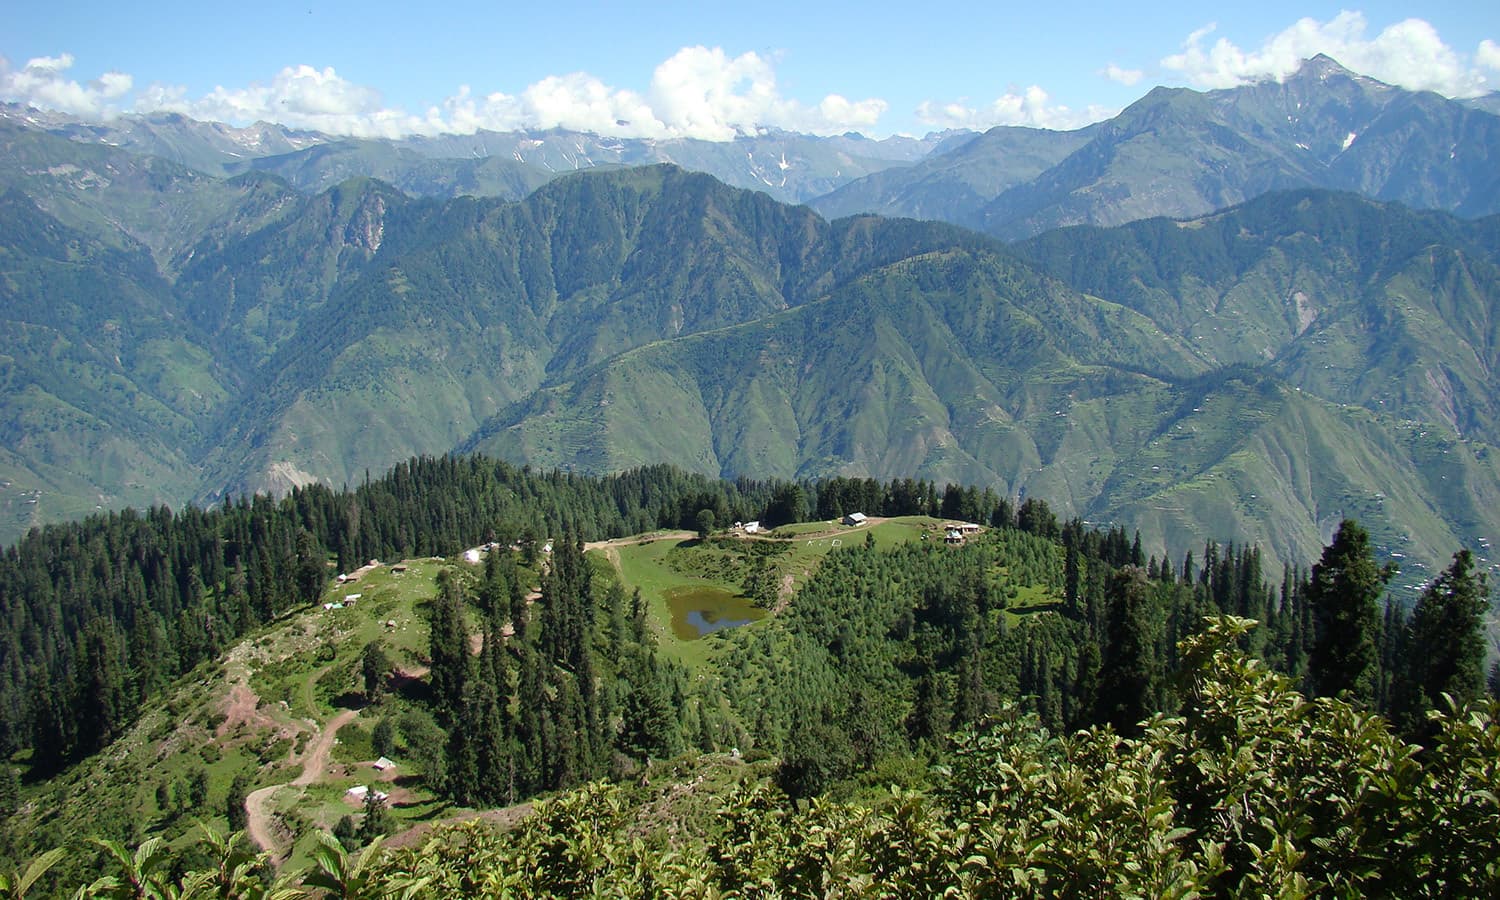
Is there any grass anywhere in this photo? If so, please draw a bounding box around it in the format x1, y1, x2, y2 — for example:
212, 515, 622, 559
1003, 582, 1065, 624
16, 518, 965, 880
595, 517, 944, 668
606, 537, 737, 669
7, 553, 479, 881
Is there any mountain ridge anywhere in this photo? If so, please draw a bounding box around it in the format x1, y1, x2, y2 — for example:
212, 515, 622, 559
0, 91, 1497, 586
812, 55, 1500, 238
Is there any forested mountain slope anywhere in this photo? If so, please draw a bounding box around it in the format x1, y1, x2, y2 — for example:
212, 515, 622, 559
0, 191, 229, 526
461, 213, 1500, 581
0, 151, 1497, 584
1016, 190, 1500, 439
196, 166, 997, 499
1, 458, 1495, 896
809, 123, 1096, 225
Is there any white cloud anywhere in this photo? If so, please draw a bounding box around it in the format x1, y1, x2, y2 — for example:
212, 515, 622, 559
45, 45, 886, 141
428, 47, 886, 140
1102, 64, 1143, 86
645, 46, 885, 139
1479, 39, 1500, 73
1162, 12, 1495, 97
0, 53, 132, 118
916, 85, 1113, 131
134, 64, 429, 138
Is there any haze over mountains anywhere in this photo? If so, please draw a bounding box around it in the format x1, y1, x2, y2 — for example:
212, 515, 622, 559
812, 55, 1500, 236
2, 55, 1499, 587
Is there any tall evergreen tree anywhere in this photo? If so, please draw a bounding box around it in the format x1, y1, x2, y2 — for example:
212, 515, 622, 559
361, 641, 391, 703
225, 774, 250, 832
1093, 566, 1161, 735
294, 528, 327, 605
1393, 549, 1490, 732
1307, 519, 1395, 706
427, 575, 470, 725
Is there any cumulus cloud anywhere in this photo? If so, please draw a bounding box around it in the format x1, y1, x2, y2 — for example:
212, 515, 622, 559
431, 74, 661, 137
644, 46, 884, 138
1102, 63, 1143, 86
0, 53, 132, 118
916, 85, 1113, 131
1162, 12, 1495, 97
134, 64, 427, 138
430, 47, 885, 140
1479, 39, 1500, 73
15, 45, 885, 141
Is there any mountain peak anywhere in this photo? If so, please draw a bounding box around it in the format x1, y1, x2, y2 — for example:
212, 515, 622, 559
1288, 54, 1388, 88
1301, 53, 1352, 76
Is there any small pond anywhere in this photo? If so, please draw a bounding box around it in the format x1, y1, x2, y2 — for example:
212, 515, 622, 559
663, 585, 766, 640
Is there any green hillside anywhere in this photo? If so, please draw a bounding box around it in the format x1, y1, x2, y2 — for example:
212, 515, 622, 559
0, 143, 1496, 589
2, 461, 1495, 896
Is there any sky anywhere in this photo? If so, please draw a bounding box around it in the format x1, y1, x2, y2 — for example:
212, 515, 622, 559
3, 2, 1499, 140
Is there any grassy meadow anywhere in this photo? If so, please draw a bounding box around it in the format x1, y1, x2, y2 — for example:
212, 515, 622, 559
595, 516, 950, 667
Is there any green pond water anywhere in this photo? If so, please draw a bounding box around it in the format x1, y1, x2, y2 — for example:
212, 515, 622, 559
663, 585, 766, 640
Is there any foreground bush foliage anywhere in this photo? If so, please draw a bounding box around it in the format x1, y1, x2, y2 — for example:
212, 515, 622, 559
36, 618, 1500, 898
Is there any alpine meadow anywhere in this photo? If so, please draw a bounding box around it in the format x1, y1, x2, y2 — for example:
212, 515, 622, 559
1, 41, 1499, 898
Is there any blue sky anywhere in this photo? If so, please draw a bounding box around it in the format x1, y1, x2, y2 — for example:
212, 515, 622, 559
4, 2, 1498, 138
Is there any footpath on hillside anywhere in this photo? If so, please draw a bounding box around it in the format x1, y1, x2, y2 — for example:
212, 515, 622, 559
243, 706, 359, 863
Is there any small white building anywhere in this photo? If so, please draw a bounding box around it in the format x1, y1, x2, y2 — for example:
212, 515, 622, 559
346, 785, 389, 803
842, 512, 868, 526
463, 548, 482, 564
743, 521, 762, 534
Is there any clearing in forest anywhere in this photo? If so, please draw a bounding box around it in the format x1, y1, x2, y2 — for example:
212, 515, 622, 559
593, 516, 945, 667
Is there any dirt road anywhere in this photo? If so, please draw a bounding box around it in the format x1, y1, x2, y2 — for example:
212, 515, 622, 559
583, 531, 695, 554
243, 783, 282, 859
245, 708, 359, 861
294, 709, 357, 786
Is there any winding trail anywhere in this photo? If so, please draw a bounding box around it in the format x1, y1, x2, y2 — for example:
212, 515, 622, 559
243, 784, 282, 860
245, 708, 359, 862
584, 531, 695, 554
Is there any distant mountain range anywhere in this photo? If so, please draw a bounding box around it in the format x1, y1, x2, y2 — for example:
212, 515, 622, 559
813, 55, 1500, 237
1, 55, 1498, 591
6, 53, 1496, 237
1, 102, 966, 207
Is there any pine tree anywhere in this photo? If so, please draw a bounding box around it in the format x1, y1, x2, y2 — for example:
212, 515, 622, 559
225, 774, 250, 832
361, 641, 391, 703
427, 576, 470, 725
1307, 519, 1395, 706
0, 767, 19, 819
188, 768, 210, 810
75, 619, 128, 755
620, 652, 679, 760
372, 718, 395, 759
358, 792, 391, 843
1093, 566, 1161, 735
294, 528, 327, 605
1394, 549, 1490, 732
1064, 538, 1082, 619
